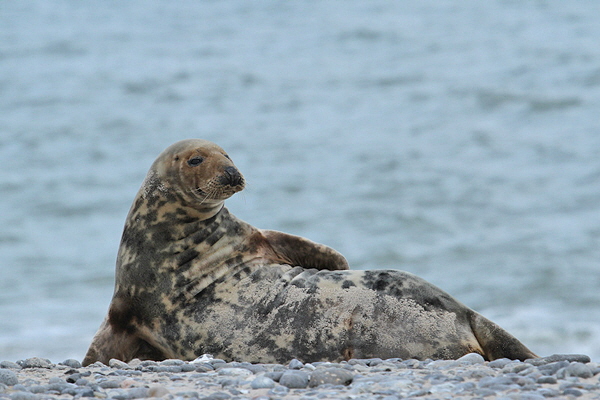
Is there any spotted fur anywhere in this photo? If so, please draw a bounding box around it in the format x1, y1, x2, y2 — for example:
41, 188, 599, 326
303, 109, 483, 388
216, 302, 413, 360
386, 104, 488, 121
83, 139, 536, 366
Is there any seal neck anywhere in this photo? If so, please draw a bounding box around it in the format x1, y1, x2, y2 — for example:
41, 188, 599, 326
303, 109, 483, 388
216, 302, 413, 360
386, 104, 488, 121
138, 170, 226, 222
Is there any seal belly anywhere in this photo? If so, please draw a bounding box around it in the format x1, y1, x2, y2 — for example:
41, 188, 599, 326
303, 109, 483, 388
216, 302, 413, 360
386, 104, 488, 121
188, 267, 485, 363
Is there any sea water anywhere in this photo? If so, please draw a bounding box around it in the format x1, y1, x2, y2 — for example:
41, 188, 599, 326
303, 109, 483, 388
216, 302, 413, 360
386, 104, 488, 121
1, 0, 599, 361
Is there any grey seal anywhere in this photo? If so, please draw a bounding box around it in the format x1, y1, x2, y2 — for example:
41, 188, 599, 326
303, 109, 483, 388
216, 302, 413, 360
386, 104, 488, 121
83, 139, 536, 366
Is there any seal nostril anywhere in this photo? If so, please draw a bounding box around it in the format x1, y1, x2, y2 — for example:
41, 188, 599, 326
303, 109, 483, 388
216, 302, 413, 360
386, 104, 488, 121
222, 166, 242, 186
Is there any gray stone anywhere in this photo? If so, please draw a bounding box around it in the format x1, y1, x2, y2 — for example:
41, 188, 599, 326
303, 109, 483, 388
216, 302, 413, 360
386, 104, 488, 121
159, 359, 185, 366
527, 354, 591, 366
488, 358, 512, 369
558, 362, 593, 379
309, 368, 354, 387
478, 376, 518, 391
19, 357, 52, 369
563, 388, 583, 397
457, 352, 485, 364
128, 387, 149, 398
264, 371, 283, 381
180, 363, 197, 372
29, 385, 47, 393
0, 370, 18, 386
279, 370, 309, 388
288, 359, 304, 369
201, 392, 231, 400
454, 381, 476, 393
217, 367, 252, 377
60, 359, 82, 369
537, 376, 557, 384
175, 391, 200, 398
474, 388, 497, 397
150, 365, 182, 373
74, 387, 95, 397
538, 360, 569, 376
269, 385, 290, 395
98, 379, 122, 389
512, 393, 545, 400
194, 363, 214, 372
0, 361, 22, 370
109, 359, 131, 369
250, 376, 276, 389
538, 388, 561, 398
9, 392, 38, 400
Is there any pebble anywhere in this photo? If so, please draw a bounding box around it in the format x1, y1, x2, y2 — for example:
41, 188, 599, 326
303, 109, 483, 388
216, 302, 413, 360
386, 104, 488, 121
0, 361, 22, 370
308, 367, 354, 387
288, 358, 304, 369
250, 375, 276, 389
279, 370, 309, 388
109, 358, 131, 369
60, 359, 82, 369
457, 352, 485, 364
0, 353, 598, 399
18, 357, 53, 369
0, 369, 18, 386
526, 353, 591, 366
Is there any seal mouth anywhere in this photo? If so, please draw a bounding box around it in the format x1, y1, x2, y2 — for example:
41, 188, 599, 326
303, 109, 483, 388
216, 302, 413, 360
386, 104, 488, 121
194, 180, 245, 202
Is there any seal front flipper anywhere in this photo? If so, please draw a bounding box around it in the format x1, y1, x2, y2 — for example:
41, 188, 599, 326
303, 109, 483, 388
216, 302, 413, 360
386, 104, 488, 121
82, 316, 142, 366
82, 299, 168, 366
260, 229, 349, 270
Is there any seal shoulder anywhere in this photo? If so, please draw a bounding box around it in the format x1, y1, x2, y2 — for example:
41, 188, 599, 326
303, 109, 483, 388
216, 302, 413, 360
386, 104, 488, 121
259, 229, 349, 271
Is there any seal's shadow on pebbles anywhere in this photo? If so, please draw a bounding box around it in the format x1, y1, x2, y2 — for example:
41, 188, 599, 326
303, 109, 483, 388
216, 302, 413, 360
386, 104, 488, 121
83, 139, 537, 366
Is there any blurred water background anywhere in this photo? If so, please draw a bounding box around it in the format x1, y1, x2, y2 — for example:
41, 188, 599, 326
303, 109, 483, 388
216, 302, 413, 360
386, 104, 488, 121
1, 1, 600, 362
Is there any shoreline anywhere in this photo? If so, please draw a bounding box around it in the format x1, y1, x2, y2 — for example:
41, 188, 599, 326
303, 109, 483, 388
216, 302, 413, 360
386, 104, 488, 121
0, 353, 598, 399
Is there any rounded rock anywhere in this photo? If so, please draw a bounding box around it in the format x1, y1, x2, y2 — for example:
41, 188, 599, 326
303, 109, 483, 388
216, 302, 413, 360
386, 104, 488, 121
9, 392, 38, 400
0, 361, 22, 370
537, 376, 557, 384
61, 359, 82, 369
98, 379, 122, 389
202, 392, 231, 400
527, 354, 591, 366
264, 371, 283, 382
217, 367, 252, 377
251, 376, 276, 389
128, 387, 149, 398
288, 359, 304, 370
488, 358, 512, 369
308, 368, 354, 387
19, 357, 52, 369
109, 359, 131, 369
0, 370, 18, 386
159, 359, 185, 366
563, 388, 583, 397
279, 370, 309, 388
457, 353, 485, 364
560, 362, 593, 379
269, 385, 290, 395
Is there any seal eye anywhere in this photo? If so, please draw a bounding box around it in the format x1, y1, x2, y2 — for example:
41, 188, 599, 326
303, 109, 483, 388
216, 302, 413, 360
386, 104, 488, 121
187, 156, 204, 167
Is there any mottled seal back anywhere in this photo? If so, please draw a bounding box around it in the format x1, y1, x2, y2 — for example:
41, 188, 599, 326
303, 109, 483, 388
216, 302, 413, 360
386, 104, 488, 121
83, 139, 536, 366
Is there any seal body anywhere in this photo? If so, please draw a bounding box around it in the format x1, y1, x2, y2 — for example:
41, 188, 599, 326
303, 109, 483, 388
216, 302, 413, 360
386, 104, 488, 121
83, 139, 536, 366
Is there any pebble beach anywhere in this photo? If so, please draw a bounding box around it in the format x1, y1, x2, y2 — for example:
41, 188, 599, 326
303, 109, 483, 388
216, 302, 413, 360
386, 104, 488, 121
1, 353, 598, 400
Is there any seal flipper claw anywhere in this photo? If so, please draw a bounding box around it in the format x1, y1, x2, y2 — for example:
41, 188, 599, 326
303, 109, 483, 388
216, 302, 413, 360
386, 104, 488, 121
261, 229, 349, 271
